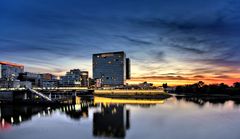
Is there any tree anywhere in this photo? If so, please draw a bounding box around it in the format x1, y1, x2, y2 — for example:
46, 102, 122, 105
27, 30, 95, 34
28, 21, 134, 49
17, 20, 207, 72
162, 83, 168, 88
233, 82, 240, 88
193, 81, 205, 88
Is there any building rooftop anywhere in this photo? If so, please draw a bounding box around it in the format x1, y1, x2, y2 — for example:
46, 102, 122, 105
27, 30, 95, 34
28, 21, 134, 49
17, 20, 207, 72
93, 51, 125, 56
0, 61, 24, 68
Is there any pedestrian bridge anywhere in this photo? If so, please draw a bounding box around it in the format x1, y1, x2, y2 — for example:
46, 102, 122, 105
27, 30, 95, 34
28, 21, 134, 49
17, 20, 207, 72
28, 88, 52, 101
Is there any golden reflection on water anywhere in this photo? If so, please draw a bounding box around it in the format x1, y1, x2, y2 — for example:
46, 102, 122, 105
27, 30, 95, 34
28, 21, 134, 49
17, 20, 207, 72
93, 96, 165, 105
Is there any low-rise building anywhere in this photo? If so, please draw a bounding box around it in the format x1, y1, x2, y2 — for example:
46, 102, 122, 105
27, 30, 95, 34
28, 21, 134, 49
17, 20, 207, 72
60, 69, 82, 87
60, 69, 90, 87
81, 71, 89, 87
18, 72, 41, 87
0, 61, 24, 81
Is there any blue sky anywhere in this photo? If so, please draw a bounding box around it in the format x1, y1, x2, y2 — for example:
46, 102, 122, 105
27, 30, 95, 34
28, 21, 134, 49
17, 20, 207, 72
1, 0, 240, 85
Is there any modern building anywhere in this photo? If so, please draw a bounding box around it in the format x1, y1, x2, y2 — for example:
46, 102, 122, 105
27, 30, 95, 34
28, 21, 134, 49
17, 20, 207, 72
40, 73, 58, 88
60, 69, 90, 87
80, 71, 89, 87
18, 72, 41, 87
92, 51, 130, 86
40, 73, 57, 81
0, 61, 24, 81
60, 69, 82, 87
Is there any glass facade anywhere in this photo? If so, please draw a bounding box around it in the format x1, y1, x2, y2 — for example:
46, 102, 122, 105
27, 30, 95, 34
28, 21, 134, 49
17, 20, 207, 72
93, 51, 129, 86
0, 62, 24, 81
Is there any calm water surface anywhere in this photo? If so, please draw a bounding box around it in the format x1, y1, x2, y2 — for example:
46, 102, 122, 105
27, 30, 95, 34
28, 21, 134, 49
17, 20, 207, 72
1, 96, 240, 139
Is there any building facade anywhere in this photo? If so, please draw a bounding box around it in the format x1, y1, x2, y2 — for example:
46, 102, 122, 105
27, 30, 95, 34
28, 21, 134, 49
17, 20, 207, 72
93, 51, 130, 86
60, 69, 89, 87
18, 72, 41, 87
80, 71, 89, 87
0, 61, 24, 81
60, 69, 83, 87
40, 73, 58, 88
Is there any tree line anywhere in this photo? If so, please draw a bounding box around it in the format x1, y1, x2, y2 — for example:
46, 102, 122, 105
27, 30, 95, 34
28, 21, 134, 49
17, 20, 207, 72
175, 81, 240, 95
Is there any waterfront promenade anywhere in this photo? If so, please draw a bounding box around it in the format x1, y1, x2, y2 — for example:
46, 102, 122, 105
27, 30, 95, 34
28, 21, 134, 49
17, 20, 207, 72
0, 87, 170, 104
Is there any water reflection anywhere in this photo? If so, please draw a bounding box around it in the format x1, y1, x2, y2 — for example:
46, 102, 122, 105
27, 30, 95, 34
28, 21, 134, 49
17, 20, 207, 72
0, 105, 53, 128
93, 104, 130, 138
62, 98, 95, 120
1, 96, 240, 139
0, 98, 96, 130
175, 96, 240, 107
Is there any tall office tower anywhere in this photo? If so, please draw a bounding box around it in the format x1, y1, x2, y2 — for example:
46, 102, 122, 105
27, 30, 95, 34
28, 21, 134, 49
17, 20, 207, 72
0, 61, 24, 81
93, 51, 130, 86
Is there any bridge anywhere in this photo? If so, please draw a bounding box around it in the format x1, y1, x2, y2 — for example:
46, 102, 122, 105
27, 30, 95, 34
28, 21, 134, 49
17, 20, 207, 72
0, 87, 93, 104
28, 88, 52, 101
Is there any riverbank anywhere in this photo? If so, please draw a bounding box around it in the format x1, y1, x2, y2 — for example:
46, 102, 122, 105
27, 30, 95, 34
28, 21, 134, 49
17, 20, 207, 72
94, 89, 171, 99
173, 93, 240, 100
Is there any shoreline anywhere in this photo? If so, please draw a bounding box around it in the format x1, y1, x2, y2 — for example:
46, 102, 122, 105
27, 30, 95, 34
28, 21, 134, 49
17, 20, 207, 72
94, 94, 171, 99
172, 93, 240, 101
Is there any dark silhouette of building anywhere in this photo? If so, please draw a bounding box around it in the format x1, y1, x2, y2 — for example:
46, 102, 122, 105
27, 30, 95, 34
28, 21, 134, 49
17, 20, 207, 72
126, 58, 131, 80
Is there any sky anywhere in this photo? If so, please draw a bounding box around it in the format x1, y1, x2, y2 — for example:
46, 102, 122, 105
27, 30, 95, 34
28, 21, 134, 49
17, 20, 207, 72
1, 0, 240, 86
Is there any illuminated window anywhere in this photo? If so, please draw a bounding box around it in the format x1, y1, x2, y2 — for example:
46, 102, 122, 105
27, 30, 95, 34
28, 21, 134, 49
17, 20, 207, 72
108, 61, 112, 64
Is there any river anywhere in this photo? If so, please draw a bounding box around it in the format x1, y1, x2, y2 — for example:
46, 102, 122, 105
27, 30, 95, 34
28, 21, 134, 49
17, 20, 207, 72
0, 96, 240, 139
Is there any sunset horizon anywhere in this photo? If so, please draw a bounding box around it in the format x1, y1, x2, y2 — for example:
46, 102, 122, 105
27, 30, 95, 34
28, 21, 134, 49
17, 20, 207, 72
1, 1, 240, 139
1, 0, 240, 87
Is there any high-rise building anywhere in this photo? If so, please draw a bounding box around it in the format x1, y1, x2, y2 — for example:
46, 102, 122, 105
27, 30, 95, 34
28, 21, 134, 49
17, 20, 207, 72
93, 51, 130, 86
0, 61, 24, 81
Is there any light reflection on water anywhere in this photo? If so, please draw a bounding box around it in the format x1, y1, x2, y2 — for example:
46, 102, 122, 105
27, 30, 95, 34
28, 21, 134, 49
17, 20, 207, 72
0, 96, 240, 139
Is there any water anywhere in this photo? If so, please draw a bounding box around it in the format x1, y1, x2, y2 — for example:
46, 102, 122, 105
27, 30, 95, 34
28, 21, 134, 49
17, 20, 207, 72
1, 96, 240, 139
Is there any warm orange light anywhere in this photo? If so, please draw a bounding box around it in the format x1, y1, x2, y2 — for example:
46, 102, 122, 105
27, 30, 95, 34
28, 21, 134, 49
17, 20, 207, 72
94, 96, 165, 105
0, 61, 24, 68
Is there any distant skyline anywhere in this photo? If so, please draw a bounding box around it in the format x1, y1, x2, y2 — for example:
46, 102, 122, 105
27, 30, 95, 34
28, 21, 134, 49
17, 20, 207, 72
1, 0, 240, 85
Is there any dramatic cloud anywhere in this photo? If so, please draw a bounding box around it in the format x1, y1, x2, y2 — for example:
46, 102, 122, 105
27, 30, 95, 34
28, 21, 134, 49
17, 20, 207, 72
1, 0, 240, 85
